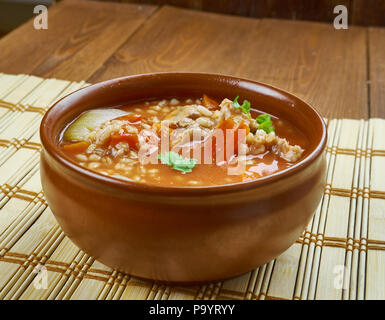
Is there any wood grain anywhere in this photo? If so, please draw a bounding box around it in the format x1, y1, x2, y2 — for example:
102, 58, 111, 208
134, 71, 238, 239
105, 0, 385, 27
90, 5, 263, 78
351, 0, 385, 27
368, 27, 385, 118
245, 19, 368, 120
0, 0, 157, 82
90, 6, 368, 119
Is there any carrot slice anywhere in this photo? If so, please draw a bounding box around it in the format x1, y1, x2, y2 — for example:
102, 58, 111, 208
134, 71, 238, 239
217, 118, 237, 130
238, 120, 250, 136
62, 141, 90, 154
234, 120, 250, 153
109, 131, 139, 150
202, 94, 220, 110
153, 122, 161, 134
215, 119, 250, 158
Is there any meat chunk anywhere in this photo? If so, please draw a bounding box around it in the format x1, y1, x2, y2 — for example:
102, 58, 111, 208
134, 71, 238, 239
160, 105, 216, 148
170, 127, 212, 148
163, 105, 214, 129
273, 137, 304, 162
245, 129, 304, 162
246, 129, 275, 155
87, 120, 138, 146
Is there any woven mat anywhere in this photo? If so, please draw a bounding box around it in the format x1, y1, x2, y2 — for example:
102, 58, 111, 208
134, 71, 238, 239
0, 73, 384, 300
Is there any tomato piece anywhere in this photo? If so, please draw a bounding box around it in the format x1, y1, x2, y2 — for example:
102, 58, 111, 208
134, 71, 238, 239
217, 118, 236, 130
108, 114, 142, 150
61, 141, 90, 154
202, 94, 220, 110
109, 129, 139, 150
235, 121, 250, 153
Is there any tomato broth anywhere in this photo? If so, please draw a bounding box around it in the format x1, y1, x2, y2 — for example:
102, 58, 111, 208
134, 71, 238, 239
60, 96, 308, 186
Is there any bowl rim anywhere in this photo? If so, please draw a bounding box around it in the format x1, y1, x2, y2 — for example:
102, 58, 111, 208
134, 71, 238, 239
40, 72, 327, 196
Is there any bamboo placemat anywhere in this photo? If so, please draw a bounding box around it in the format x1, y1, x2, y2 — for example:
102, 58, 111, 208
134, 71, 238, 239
0, 73, 384, 300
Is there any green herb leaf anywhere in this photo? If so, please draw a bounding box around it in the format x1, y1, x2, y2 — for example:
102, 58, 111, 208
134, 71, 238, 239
256, 113, 275, 133
256, 113, 270, 124
158, 152, 197, 173
232, 96, 251, 115
232, 96, 240, 107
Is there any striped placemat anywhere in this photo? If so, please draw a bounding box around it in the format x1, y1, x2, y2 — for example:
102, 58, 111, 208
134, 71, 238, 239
0, 73, 384, 300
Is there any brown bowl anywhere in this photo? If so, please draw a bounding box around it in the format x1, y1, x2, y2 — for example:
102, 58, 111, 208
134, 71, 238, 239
40, 73, 327, 284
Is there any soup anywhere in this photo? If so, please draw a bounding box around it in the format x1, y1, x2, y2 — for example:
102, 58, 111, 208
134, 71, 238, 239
60, 95, 308, 186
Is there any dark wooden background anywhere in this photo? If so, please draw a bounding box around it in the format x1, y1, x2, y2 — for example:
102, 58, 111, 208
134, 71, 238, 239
92, 0, 385, 26
0, 0, 383, 119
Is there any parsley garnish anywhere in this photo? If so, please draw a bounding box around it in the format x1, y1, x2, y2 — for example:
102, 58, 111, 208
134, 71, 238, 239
256, 113, 275, 133
232, 96, 251, 115
158, 152, 197, 173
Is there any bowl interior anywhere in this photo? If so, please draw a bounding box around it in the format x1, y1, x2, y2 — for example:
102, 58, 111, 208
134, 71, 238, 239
41, 72, 327, 193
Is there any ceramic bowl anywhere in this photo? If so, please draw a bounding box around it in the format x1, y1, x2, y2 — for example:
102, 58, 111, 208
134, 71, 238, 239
40, 73, 327, 283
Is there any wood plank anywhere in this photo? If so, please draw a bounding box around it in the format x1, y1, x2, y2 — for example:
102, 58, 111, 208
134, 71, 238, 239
118, 0, 358, 25
244, 19, 367, 120
368, 27, 385, 118
90, 5, 263, 78
351, 0, 385, 27
90, 6, 368, 119
0, 0, 157, 82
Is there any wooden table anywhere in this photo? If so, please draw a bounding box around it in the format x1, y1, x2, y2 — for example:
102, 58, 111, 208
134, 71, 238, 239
0, 0, 383, 120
